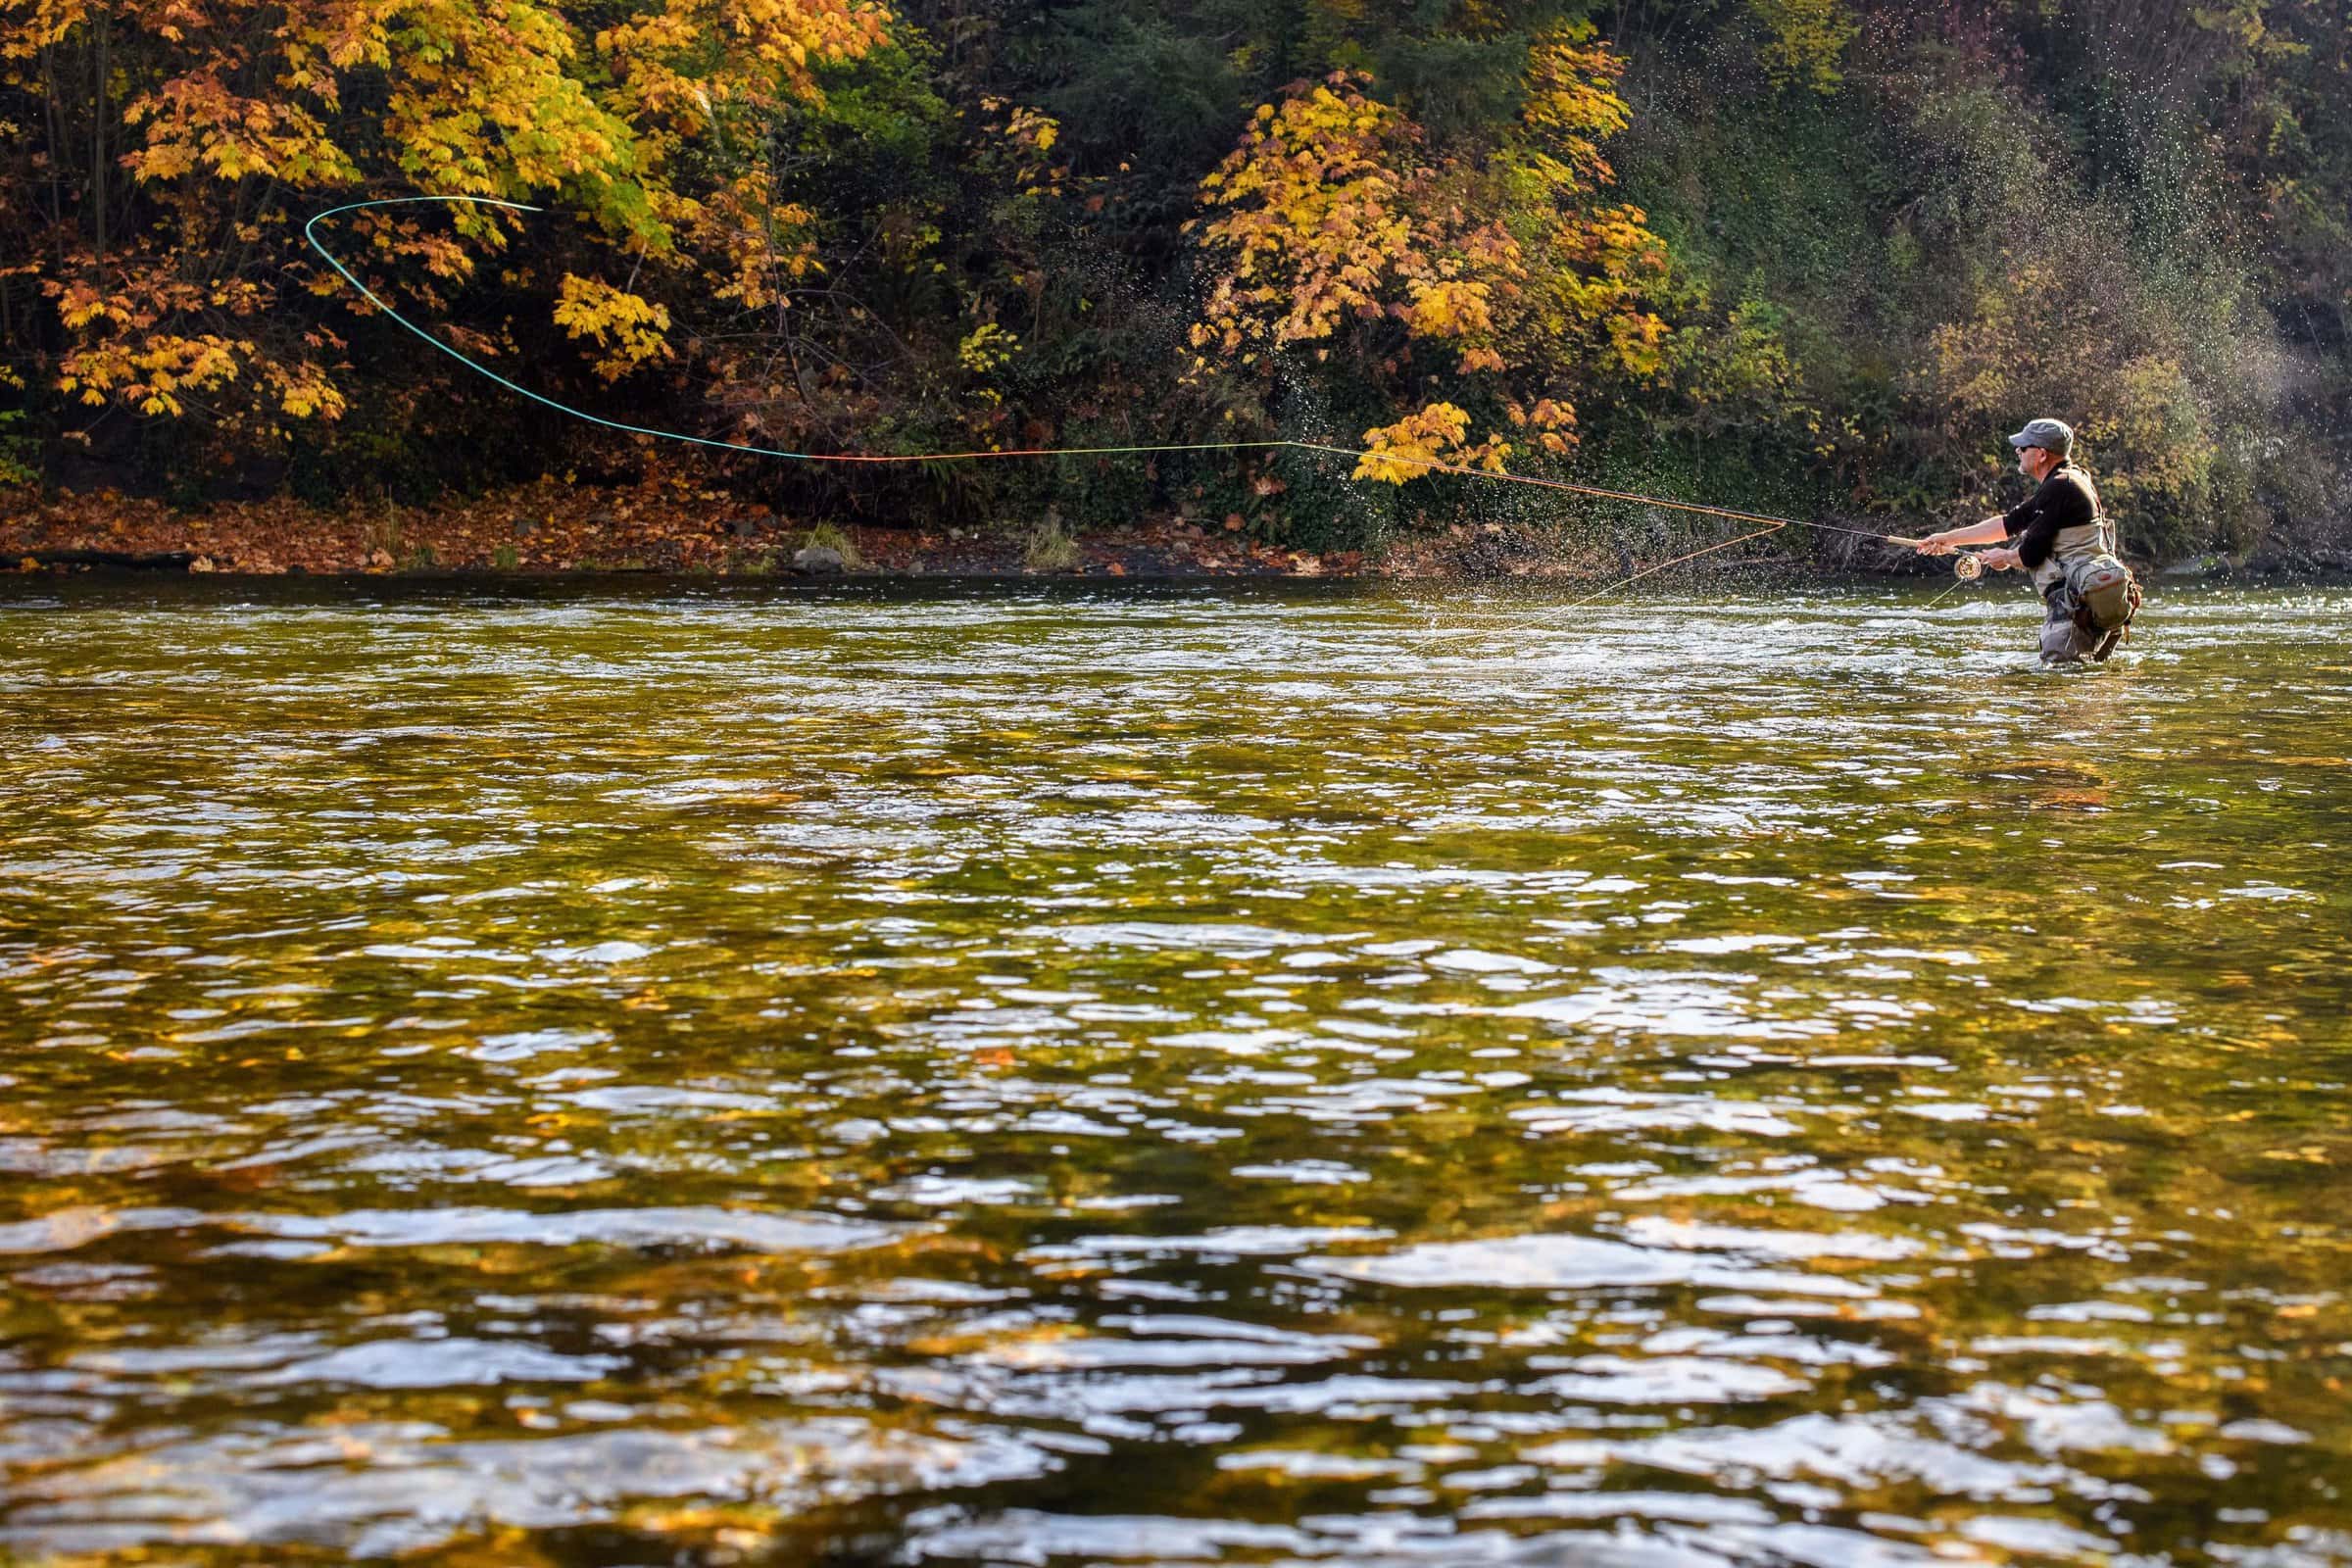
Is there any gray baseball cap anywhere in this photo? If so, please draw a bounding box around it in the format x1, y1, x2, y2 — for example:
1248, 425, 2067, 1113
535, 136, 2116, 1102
2007, 417, 2074, 456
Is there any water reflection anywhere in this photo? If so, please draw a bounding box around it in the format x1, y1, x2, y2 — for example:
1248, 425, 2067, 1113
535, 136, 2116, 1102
2, 579, 2350, 1564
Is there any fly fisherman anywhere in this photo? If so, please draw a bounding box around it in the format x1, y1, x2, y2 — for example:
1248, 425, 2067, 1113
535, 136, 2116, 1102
1912, 417, 2139, 662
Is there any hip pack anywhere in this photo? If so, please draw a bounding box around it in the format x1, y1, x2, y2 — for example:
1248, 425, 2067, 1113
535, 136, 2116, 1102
2061, 551, 2141, 634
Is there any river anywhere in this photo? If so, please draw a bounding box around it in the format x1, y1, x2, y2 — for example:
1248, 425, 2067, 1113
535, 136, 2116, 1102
4, 576, 2350, 1565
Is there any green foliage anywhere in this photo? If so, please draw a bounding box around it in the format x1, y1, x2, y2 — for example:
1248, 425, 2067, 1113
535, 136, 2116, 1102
1595, 29, 2328, 551
1032, 4, 1247, 205
0, 409, 36, 488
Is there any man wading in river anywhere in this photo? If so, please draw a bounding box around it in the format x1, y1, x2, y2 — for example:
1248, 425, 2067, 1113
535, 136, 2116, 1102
1913, 417, 2140, 662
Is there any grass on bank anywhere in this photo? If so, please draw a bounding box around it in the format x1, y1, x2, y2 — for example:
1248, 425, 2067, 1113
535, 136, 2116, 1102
1024, 517, 1080, 572
802, 522, 863, 567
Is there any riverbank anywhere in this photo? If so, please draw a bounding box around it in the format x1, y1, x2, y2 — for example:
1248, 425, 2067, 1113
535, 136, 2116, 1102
0, 483, 1326, 578
0, 478, 1855, 581
7, 480, 2345, 580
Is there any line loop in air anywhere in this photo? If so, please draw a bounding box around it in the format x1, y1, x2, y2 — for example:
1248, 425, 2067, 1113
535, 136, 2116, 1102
304, 195, 1926, 600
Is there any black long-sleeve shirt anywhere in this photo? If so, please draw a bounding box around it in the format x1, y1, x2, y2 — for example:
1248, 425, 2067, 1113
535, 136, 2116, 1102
2000, 461, 2100, 569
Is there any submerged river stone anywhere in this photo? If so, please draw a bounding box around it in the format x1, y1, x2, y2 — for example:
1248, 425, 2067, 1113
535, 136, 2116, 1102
2, 575, 2350, 1566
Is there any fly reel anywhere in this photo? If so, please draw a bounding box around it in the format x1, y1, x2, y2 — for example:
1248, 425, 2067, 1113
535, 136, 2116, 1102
1952, 553, 1984, 581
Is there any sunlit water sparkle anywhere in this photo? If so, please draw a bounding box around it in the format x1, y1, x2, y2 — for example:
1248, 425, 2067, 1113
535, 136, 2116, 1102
3, 576, 2350, 1566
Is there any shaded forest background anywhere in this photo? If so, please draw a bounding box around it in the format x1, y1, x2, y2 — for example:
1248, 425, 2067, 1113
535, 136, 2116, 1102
2, 0, 2345, 562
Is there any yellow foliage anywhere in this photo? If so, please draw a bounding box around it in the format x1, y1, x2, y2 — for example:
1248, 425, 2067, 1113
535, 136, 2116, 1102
1190, 56, 1667, 482
1189, 74, 1426, 353
956, 320, 1021, 406
957, 322, 1021, 375
0, 0, 90, 58
58, 331, 249, 417
979, 98, 1068, 196
1746, 0, 1855, 93
55, 281, 127, 331
268, 361, 351, 421
1355, 402, 1512, 484
1404, 278, 1496, 339
1519, 24, 1632, 193
553, 274, 675, 381
1503, 396, 1579, 455
10, 0, 892, 439
691, 173, 822, 309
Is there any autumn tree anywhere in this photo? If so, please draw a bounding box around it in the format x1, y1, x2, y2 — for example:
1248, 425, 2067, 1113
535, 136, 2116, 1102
0, 0, 885, 477
0, 0, 2338, 559
1183, 35, 1670, 490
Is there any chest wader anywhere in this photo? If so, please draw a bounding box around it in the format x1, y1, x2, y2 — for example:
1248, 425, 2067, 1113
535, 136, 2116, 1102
2031, 517, 2140, 662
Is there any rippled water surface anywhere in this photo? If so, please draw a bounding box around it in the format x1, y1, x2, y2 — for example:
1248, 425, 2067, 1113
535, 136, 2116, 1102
5, 576, 2352, 1566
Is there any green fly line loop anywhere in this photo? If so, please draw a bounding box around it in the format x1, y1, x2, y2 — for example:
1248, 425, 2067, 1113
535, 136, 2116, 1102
304, 195, 1937, 604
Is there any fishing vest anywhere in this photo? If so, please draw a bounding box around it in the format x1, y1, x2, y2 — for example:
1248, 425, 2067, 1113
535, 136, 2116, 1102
2030, 516, 2113, 592
2033, 499, 2139, 636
